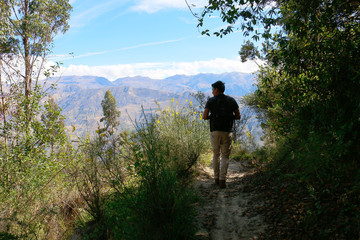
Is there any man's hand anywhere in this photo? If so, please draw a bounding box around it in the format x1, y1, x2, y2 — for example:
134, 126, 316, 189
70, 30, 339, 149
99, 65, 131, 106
202, 108, 209, 120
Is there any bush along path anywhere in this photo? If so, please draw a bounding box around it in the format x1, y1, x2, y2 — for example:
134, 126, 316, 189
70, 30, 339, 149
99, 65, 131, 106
194, 159, 267, 240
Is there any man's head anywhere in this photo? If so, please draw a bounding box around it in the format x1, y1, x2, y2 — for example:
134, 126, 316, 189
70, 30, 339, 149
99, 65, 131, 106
211, 81, 225, 96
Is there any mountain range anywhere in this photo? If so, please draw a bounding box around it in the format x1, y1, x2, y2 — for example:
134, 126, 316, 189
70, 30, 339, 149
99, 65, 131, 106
47, 72, 255, 95
45, 72, 257, 136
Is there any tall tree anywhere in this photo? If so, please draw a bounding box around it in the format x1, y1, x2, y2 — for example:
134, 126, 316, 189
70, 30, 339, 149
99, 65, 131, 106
0, 0, 72, 97
100, 89, 120, 135
0, 1, 73, 237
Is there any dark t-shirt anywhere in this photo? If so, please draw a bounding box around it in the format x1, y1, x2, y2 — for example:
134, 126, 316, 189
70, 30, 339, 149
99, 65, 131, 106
205, 93, 239, 132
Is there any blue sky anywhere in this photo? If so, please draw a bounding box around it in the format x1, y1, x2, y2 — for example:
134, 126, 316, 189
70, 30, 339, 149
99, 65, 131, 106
49, 0, 259, 80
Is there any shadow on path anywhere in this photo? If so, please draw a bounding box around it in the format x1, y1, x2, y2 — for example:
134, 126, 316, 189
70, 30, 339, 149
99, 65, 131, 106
194, 159, 267, 240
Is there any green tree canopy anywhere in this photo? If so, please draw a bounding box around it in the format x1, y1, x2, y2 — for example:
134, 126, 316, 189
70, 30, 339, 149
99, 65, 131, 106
0, 0, 72, 96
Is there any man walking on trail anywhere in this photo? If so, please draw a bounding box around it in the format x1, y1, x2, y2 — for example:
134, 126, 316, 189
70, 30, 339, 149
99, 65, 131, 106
202, 81, 241, 189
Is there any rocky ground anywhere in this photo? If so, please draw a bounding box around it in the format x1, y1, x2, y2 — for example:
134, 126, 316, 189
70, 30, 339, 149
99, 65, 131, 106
194, 159, 267, 240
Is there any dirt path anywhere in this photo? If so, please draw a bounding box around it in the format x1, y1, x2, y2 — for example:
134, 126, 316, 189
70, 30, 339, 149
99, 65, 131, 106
194, 159, 267, 240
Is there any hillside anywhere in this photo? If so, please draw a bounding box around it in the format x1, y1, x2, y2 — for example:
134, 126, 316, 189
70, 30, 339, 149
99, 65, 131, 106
113, 72, 255, 96
44, 72, 256, 136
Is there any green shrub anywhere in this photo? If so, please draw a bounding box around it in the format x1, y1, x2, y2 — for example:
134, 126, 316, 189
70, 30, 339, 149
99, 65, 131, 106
76, 100, 208, 239
0, 87, 76, 239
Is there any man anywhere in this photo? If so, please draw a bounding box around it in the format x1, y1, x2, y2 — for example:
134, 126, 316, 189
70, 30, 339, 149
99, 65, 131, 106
202, 81, 241, 188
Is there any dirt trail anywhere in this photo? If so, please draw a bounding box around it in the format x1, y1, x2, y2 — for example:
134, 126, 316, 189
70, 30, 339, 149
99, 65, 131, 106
194, 159, 267, 240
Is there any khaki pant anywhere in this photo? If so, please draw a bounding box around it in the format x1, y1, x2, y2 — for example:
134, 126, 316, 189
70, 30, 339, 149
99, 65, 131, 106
211, 131, 233, 181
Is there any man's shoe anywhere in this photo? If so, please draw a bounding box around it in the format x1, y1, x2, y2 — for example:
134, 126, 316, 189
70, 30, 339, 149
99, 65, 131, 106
219, 180, 226, 189
215, 178, 219, 185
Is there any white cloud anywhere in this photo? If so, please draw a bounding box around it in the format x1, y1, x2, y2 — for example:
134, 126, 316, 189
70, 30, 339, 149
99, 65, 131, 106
54, 58, 260, 80
131, 0, 207, 13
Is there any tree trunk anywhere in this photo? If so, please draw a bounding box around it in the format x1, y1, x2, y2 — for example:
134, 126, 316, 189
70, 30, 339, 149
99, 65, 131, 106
23, 0, 32, 124
0, 58, 8, 146
23, 0, 31, 98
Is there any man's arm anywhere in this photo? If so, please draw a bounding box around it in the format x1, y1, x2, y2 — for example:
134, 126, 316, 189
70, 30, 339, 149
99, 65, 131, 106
202, 108, 210, 120
234, 108, 241, 120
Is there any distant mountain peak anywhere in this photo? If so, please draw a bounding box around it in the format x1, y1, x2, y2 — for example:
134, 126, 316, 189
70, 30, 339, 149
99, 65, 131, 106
47, 72, 255, 96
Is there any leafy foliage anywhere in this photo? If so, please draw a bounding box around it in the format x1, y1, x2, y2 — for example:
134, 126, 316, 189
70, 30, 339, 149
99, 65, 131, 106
196, 0, 279, 39
0, 85, 75, 239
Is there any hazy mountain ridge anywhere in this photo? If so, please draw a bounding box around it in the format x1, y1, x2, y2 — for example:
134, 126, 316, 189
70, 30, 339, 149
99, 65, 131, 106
47, 72, 255, 95
45, 72, 257, 136
112, 72, 255, 95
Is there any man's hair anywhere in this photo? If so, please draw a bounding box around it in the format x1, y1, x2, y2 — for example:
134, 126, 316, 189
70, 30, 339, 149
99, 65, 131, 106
212, 81, 225, 93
